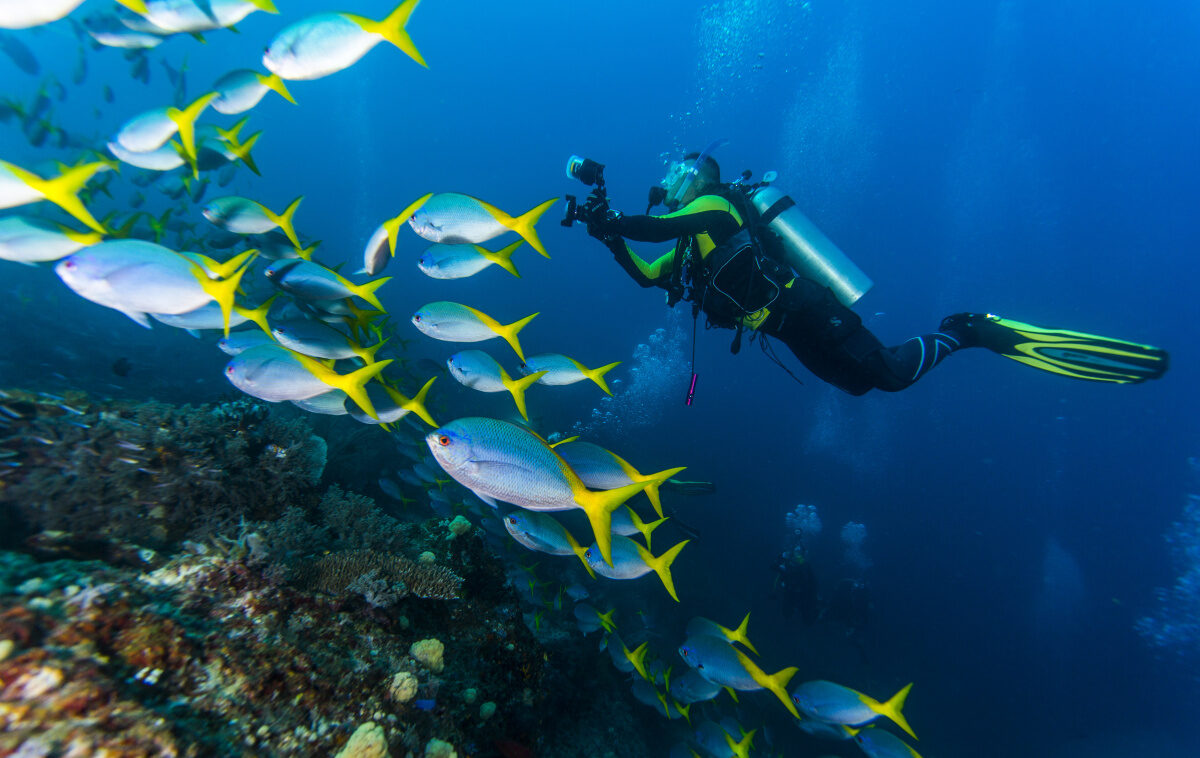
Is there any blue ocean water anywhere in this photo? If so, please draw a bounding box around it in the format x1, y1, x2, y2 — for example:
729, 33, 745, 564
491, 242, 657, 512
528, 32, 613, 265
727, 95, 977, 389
1, 1, 1198, 756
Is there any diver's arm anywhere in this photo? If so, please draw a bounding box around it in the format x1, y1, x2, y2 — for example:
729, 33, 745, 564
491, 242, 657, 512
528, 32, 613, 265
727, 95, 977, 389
614, 209, 739, 243
604, 237, 675, 287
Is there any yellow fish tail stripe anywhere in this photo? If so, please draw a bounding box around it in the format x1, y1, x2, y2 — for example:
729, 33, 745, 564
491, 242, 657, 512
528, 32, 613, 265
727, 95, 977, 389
294, 354, 394, 420
624, 641, 650, 680
869, 682, 916, 740
383, 375, 438, 427
634, 539, 688, 602
479, 196, 558, 258
11, 160, 111, 234
216, 117, 249, 143
168, 92, 218, 178
232, 132, 262, 176
579, 359, 621, 395
350, 0, 427, 68
493, 311, 539, 362
729, 612, 758, 656
628, 508, 668, 552
203, 248, 259, 280
548, 436, 579, 448
570, 479, 648, 567
263, 195, 304, 250
257, 72, 295, 104
723, 728, 756, 758
653, 689, 670, 717
499, 368, 547, 422
59, 228, 105, 246
353, 337, 389, 365
735, 649, 799, 718
562, 529, 596, 579
724, 686, 739, 704
347, 276, 391, 313
383, 192, 434, 255
640, 465, 687, 519
233, 292, 277, 336
674, 700, 691, 725
246, 0, 279, 14
187, 255, 254, 337
114, 0, 150, 14
475, 239, 523, 278
598, 608, 617, 633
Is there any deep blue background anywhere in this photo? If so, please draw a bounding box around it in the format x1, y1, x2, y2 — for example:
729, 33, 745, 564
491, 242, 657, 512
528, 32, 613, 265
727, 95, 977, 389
2, 1, 1198, 755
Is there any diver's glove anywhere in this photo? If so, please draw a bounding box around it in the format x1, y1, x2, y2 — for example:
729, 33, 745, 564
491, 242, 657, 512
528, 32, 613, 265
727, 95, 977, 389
586, 208, 624, 244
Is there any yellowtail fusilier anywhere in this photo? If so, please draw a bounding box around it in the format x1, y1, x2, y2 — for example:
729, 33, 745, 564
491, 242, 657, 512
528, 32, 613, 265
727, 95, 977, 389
520, 353, 621, 395
358, 192, 434, 275
113, 93, 218, 177
0, 159, 111, 234
211, 68, 295, 114
116, 0, 278, 34
290, 389, 350, 416
408, 191, 556, 257
685, 613, 758, 656
218, 329, 275, 355
0, 217, 102, 264
418, 240, 524, 280
412, 301, 537, 362
573, 603, 615, 635
502, 511, 594, 577
669, 669, 723, 704
151, 301, 251, 332
224, 343, 392, 419
263, 0, 426, 81
84, 15, 169, 49
584, 534, 689, 602
0, 0, 86, 29
678, 634, 800, 718
447, 350, 546, 421
409, 193, 557, 258
610, 505, 667, 548
106, 139, 186, 171
555, 439, 676, 518
789, 680, 916, 740
854, 728, 923, 758
266, 260, 390, 312
345, 378, 438, 427
204, 196, 304, 250
55, 241, 253, 333
272, 319, 385, 362
426, 417, 665, 566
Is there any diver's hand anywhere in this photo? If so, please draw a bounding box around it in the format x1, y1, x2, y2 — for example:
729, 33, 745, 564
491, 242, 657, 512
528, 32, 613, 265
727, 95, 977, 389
586, 208, 624, 243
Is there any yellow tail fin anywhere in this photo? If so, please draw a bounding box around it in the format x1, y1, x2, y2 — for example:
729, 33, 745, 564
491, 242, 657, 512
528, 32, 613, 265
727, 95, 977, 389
24, 161, 111, 234
294, 354, 394, 420
382, 376, 438, 427
493, 311, 537, 362
508, 197, 557, 258
499, 368, 546, 421
562, 529, 596, 579
114, 0, 149, 14
167, 92, 218, 178
626, 507, 667, 552
264, 195, 303, 250
723, 728, 756, 758
233, 292, 277, 335
246, 0, 278, 14
729, 612, 758, 656
257, 72, 295, 103
571, 479, 648, 567
735, 649, 799, 718
623, 641, 650, 680
349, 276, 391, 313
582, 360, 621, 395
353, 337, 389, 364
640, 465, 687, 519
354, 0, 427, 67
382, 192, 433, 254
188, 254, 254, 337
475, 239, 523, 278
635, 539, 689, 602
230, 131, 262, 176
598, 608, 617, 633
872, 682, 916, 740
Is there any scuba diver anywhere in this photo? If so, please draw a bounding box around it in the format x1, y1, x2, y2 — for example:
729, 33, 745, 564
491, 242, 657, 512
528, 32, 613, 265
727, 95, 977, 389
772, 549, 821, 625
562, 145, 1169, 395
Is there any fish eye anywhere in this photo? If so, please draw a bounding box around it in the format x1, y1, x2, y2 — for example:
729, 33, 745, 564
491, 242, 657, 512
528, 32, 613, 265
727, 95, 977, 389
437, 435, 450, 446
413, 314, 422, 322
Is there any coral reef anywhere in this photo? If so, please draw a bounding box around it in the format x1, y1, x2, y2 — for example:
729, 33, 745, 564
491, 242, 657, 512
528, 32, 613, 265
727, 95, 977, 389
0, 390, 323, 548
291, 550, 462, 602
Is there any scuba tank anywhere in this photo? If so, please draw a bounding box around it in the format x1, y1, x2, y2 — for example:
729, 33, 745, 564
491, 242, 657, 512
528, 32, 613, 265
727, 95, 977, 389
750, 186, 873, 307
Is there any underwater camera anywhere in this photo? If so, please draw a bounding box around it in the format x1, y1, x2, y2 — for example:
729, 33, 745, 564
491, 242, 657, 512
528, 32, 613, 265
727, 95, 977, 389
562, 155, 608, 227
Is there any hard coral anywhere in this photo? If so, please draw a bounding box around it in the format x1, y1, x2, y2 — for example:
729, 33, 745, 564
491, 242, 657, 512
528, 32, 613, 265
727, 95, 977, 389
291, 550, 462, 601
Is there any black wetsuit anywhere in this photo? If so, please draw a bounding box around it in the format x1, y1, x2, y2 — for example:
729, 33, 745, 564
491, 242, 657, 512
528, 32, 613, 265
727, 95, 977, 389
599, 194, 961, 395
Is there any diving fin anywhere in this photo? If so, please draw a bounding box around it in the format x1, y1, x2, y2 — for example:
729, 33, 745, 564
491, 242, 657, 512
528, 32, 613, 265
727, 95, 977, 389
941, 312, 1168, 384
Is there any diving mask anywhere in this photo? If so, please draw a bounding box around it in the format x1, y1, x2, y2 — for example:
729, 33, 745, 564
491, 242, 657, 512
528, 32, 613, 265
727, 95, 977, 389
659, 138, 729, 210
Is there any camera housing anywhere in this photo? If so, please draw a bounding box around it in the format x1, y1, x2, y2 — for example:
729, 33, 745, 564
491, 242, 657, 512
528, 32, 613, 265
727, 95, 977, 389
562, 155, 608, 227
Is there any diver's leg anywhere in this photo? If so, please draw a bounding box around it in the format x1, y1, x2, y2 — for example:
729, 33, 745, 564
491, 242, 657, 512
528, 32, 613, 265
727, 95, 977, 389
862, 328, 965, 391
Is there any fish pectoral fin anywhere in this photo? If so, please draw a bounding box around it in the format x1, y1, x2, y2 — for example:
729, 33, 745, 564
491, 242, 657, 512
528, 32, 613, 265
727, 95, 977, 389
471, 489, 498, 508
118, 307, 152, 328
